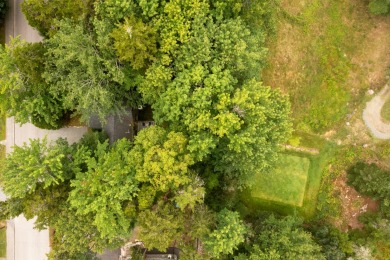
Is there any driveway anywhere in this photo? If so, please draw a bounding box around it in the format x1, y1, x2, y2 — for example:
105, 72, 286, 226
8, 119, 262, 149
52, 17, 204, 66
363, 84, 390, 139
2, 1, 88, 260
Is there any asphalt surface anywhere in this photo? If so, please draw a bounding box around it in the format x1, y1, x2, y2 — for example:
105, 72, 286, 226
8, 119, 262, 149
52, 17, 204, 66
2, 1, 88, 259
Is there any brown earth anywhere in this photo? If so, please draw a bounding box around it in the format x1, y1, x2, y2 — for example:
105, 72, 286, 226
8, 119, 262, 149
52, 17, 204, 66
333, 172, 379, 231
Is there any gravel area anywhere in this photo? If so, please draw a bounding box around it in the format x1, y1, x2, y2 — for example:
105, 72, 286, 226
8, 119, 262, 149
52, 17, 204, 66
362, 84, 390, 139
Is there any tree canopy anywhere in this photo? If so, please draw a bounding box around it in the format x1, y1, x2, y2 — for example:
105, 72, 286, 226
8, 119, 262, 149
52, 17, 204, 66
0, 37, 67, 129
3, 0, 298, 258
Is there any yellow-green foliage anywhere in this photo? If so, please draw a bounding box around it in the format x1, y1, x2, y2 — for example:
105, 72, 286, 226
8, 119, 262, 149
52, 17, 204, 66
21, 0, 92, 37
111, 17, 157, 69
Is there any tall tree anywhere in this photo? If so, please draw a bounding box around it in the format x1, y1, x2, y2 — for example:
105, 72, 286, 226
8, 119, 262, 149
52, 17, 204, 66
44, 19, 141, 123
21, 0, 92, 37
130, 126, 194, 193
137, 202, 185, 252
0, 137, 74, 198
0, 37, 67, 129
69, 138, 138, 240
238, 215, 325, 260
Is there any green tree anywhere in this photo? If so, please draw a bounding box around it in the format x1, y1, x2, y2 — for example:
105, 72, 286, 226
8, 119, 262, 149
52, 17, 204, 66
0, 137, 74, 198
212, 80, 292, 186
44, 19, 140, 123
111, 16, 157, 69
241, 215, 325, 260
130, 126, 194, 192
21, 0, 92, 36
0, 132, 119, 257
0, 37, 66, 129
203, 209, 247, 258
347, 162, 390, 200
137, 202, 185, 251
175, 175, 205, 211
69, 138, 138, 239
138, 2, 290, 185
309, 224, 353, 259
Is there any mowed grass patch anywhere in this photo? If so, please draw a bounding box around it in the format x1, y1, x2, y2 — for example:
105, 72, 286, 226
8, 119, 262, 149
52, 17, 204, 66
240, 137, 336, 219
0, 228, 5, 257
251, 155, 310, 207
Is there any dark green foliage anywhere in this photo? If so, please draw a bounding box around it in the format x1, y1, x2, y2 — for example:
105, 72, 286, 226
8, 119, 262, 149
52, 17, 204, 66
347, 162, 390, 200
349, 212, 390, 259
369, 0, 390, 15
237, 215, 325, 260
0, 0, 7, 24
138, 202, 185, 251
309, 223, 353, 259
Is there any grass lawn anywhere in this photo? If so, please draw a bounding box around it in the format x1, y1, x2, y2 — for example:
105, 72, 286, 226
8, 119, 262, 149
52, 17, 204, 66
239, 136, 336, 219
381, 96, 390, 123
0, 228, 6, 257
263, 0, 390, 133
251, 154, 310, 207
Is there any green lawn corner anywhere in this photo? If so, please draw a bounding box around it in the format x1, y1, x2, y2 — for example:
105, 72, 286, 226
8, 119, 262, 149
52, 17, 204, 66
251, 154, 310, 207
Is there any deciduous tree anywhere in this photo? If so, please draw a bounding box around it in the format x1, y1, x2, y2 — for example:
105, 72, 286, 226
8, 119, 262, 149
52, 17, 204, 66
0, 37, 67, 129
240, 215, 325, 260
21, 0, 92, 36
203, 209, 247, 258
69, 139, 138, 239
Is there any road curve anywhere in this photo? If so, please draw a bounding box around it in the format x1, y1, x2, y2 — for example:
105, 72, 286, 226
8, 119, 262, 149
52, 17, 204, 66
362, 84, 390, 139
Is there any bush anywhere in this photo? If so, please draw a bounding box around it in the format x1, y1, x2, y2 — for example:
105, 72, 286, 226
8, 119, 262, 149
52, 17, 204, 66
369, 0, 390, 15
347, 162, 390, 200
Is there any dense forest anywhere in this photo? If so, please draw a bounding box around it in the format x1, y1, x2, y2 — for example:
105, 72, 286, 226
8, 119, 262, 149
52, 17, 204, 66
0, 0, 390, 259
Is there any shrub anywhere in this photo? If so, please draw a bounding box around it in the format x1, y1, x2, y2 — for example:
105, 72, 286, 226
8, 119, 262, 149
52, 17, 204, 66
369, 0, 390, 15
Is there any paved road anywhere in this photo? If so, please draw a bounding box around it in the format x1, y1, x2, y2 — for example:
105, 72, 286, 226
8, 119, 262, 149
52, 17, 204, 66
363, 84, 390, 139
3, 1, 88, 260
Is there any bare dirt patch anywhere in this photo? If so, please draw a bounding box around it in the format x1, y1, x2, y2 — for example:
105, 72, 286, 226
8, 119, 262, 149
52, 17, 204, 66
333, 172, 379, 231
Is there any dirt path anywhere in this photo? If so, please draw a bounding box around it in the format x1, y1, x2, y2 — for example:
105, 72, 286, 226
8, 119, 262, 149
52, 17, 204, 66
362, 84, 390, 139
